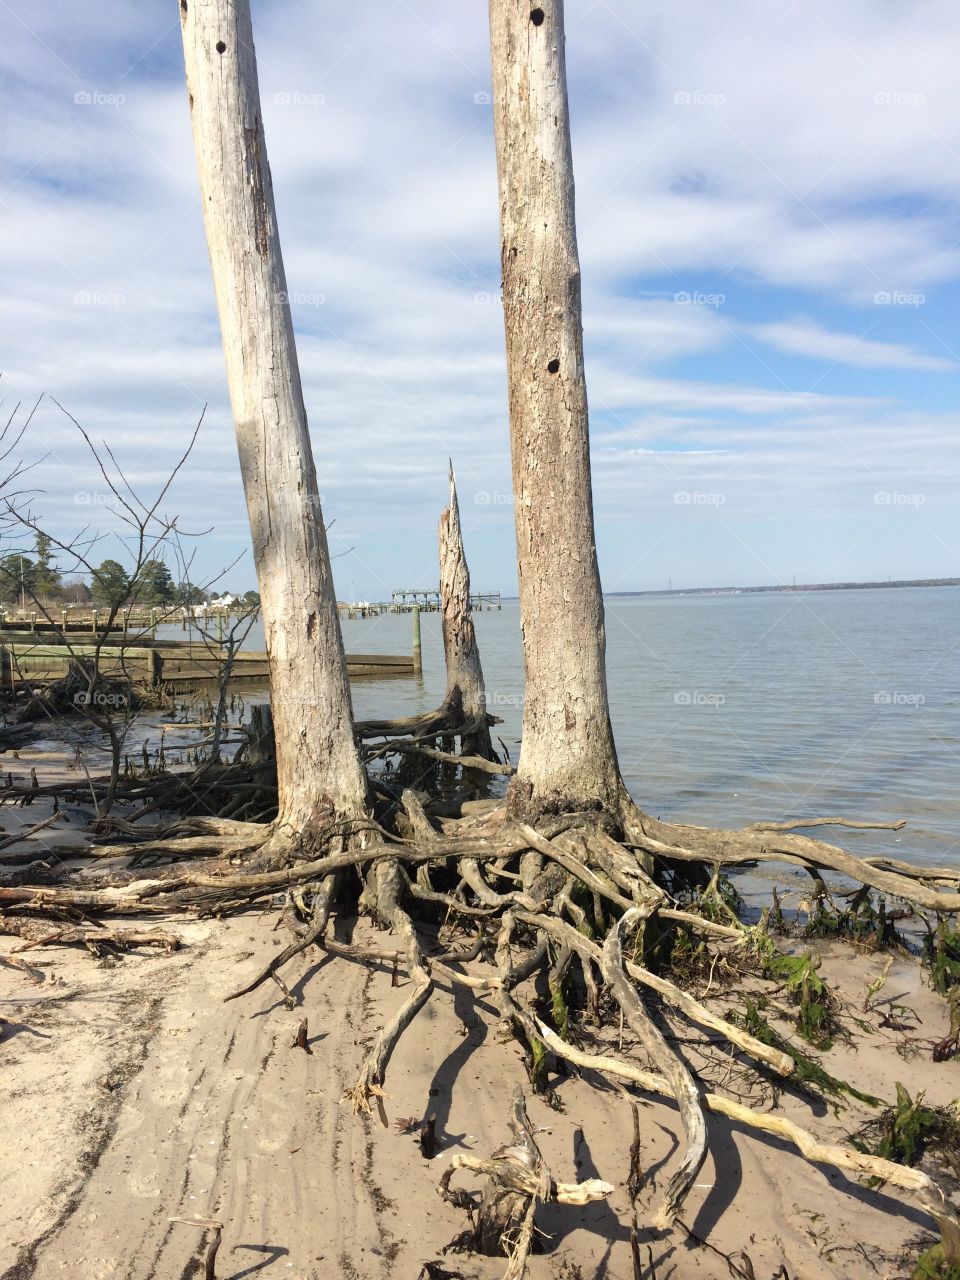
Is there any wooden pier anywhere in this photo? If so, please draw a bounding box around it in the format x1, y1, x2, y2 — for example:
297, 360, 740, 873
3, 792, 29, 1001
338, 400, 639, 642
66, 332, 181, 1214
337, 589, 502, 618
0, 634, 415, 692
0, 607, 248, 637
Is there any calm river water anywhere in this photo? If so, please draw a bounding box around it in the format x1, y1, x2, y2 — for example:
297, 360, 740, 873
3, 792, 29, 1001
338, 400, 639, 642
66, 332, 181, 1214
181, 587, 960, 871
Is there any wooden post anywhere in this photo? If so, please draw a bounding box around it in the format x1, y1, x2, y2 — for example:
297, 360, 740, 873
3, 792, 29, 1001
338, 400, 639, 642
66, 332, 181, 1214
61, 608, 68, 632
412, 604, 422, 676
122, 608, 129, 637
148, 646, 162, 687
243, 702, 275, 765
150, 608, 158, 638
91, 609, 98, 635
217, 612, 224, 643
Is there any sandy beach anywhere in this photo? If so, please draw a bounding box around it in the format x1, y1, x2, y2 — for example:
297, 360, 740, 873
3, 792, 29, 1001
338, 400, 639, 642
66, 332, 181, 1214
2, 742, 956, 1280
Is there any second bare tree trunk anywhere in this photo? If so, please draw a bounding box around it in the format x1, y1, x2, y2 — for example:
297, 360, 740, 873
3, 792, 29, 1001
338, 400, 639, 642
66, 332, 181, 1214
488, 0, 623, 817
180, 0, 368, 844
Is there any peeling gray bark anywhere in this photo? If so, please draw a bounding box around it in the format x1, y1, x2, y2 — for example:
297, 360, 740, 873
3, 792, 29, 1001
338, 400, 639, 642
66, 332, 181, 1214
488, 0, 623, 816
179, 0, 368, 839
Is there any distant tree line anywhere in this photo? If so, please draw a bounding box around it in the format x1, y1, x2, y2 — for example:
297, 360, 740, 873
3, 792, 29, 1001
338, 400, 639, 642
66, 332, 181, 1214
0, 534, 259, 610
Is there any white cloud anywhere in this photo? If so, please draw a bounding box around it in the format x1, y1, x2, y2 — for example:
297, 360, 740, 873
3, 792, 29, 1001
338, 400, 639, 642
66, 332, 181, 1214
0, 0, 957, 594
750, 316, 956, 372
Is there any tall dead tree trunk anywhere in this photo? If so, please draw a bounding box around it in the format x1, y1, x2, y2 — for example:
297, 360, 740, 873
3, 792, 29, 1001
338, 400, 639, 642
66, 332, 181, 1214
489, 0, 623, 818
179, 0, 368, 844
439, 464, 494, 760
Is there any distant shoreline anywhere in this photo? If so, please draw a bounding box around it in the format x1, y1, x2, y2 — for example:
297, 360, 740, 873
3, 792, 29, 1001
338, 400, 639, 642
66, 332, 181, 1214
606, 577, 960, 598
494, 577, 960, 603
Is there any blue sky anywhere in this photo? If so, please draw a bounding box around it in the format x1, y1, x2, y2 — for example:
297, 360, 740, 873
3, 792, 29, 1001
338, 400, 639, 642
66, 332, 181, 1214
1, 0, 958, 599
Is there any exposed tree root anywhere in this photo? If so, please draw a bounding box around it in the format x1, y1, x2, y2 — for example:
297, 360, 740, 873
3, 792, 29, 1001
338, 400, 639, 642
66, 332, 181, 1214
4, 783, 959, 1270
349, 859, 433, 1111
529, 1018, 960, 1253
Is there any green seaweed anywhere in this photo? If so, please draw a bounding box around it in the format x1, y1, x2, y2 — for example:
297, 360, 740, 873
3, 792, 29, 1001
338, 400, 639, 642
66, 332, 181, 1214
766, 951, 838, 1049
529, 1034, 548, 1092
802, 884, 905, 950
852, 1082, 960, 1174
733, 997, 882, 1108
549, 978, 570, 1042
912, 1244, 960, 1280
924, 916, 960, 996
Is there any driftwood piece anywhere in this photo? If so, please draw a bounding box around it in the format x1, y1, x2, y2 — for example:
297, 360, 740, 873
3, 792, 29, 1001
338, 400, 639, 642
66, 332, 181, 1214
439, 1085, 612, 1278
0, 811, 64, 859
11, 925, 181, 952
390, 742, 513, 776
0, 952, 46, 982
